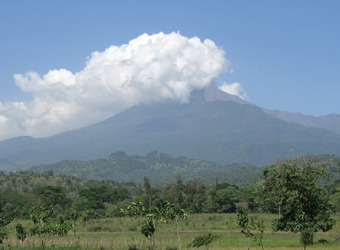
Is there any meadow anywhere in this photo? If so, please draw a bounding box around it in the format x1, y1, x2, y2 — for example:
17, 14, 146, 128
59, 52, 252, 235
2, 213, 340, 249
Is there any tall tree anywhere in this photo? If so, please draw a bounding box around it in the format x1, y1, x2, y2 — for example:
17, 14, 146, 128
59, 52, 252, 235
184, 178, 205, 213
144, 177, 152, 213
260, 158, 335, 249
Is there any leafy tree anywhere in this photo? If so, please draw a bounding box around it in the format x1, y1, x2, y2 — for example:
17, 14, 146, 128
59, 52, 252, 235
121, 200, 187, 249
71, 196, 91, 212
0, 213, 12, 244
16, 223, 27, 241
33, 186, 70, 210
236, 207, 264, 250
240, 185, 260, 212
260, 158, 335, 249
79, 185, 130, 214
29, 205, 55, 235
144, 177, 152, 213
29, 205, 71, 248
162, 175, 186, 210
215, 185, 240, 213
204, 182, 240, 213
121, 201, 154, 248
204, 185, 218, 213
153, 200, 187, 250
0, 188, 32, 218
68, 207, 92, 237
184, 178, 206, 213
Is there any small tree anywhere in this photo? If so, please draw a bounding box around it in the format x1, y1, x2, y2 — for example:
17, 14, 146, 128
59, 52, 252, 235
68, 207, 92, 237
0, 213, 12, 244
153, 201, 187, 250
121, 201, 154, 246
261, 158, 335, 249
29, 205, 71, 248
15, 223, 27, 241
121, 200, 187, 249
236, 207, 264, 250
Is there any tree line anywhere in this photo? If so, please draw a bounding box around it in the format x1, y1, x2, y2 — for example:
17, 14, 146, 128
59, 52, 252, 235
0, 155, 340, 247
1, 163, 340, 219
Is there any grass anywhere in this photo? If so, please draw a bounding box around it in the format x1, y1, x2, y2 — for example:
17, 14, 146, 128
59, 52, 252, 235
2, 213, 340, 249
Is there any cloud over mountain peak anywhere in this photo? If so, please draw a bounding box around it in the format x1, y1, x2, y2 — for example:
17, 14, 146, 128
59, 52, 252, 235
0, 32, 228, 140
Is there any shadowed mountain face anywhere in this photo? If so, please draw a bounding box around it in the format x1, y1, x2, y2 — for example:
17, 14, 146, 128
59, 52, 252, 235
264, 109, 340, 135
0, 84, 340, 169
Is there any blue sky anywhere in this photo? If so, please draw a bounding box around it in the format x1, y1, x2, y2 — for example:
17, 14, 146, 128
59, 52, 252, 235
0, 0, 339, 140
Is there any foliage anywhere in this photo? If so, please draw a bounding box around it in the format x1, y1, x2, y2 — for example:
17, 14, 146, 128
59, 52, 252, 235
29, 204, 73, 239
30, 151, 261, 186
0, 187, 32, 218
0, 229, 7, 245
33, 185, 71, 210
68, 207, 92, 237
236, 207, 264, 249
122, 200, 187, 249
0, 213, 339, 248
0, 170, 139, 220
192, 233, 216, 248
15, 223, 27, 241
0, 212, 13, 244
261, 158, 335, 248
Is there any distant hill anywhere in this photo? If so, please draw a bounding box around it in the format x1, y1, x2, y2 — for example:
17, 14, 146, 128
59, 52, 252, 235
1, 83, 340, 169
28, 152, 340, 186
30, 151, 261, 186
264, 109, 340, 135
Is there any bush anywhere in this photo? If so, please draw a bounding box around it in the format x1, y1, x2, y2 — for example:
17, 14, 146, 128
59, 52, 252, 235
128, 245, 138, 250
192, 234, 216, 248
15, 224, 26, 241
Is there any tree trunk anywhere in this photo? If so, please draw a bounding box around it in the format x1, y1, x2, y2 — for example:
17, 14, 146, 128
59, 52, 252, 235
175, 217, 182, 250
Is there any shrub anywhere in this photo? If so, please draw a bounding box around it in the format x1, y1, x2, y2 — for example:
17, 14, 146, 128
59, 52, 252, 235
192, 234, 216, 248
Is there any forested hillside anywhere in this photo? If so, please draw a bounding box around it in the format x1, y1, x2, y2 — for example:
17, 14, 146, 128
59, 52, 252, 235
1, 154, 340, 250
0, 171, 140, 218
0, 170, 256, 219
2, 156, 340, 223
0, 169, 271, 220
30, 151, 261, 186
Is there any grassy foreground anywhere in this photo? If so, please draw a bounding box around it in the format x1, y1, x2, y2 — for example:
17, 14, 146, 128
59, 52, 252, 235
2, 213, 340, 249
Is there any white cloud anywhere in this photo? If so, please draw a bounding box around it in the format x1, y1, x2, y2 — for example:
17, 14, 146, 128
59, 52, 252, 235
0, 32, 228, 140
218, 82, 248, 100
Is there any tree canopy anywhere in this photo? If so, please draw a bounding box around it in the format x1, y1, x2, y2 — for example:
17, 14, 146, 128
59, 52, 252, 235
260, 158, 335, 247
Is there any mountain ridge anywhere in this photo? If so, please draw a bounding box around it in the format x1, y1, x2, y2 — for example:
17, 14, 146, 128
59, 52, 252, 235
264, 109, 340, 135
0, 83, 340, 169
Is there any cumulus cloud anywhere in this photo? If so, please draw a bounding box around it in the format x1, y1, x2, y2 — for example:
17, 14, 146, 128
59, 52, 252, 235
218, 82, 248, 100
0, 32, 228, 140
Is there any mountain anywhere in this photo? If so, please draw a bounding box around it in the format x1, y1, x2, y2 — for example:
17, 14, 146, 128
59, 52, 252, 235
264, 109, 340, 135
1, 83, 340, 169
30, 151, 261, 186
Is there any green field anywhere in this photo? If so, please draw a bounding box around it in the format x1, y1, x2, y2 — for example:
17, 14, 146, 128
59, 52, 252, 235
2, 213, 340, 249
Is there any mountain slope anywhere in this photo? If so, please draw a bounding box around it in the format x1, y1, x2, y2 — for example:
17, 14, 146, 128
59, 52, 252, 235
264, 109, 340, 135
1, 89, 340, 168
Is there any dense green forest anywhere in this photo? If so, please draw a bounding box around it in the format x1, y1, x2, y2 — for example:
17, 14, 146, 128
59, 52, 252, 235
30, 152, 340, 187
2, 154, 340, 219
30, 151, 262, 186
0, 154, 340, 248
0, 170, 255, 219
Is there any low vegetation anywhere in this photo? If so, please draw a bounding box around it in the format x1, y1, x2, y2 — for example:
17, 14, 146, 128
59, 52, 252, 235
0, 214, 339, 249
0, 154, 339, 248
